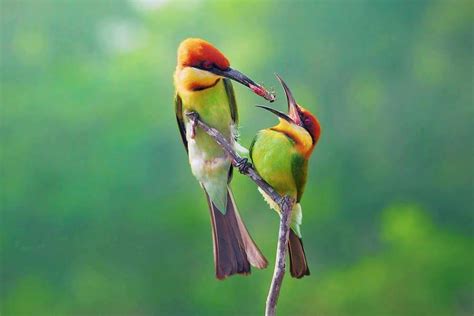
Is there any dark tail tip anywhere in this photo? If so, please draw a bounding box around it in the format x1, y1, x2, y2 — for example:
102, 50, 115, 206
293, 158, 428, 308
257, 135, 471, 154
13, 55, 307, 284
205, 189, 255, 280
288, 229, 310, 279
211, 205, 251, 280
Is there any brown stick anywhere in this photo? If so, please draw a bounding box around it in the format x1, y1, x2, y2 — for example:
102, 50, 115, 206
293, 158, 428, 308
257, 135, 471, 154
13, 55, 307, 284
265, 196, 293, 316
186, 111, 294, 316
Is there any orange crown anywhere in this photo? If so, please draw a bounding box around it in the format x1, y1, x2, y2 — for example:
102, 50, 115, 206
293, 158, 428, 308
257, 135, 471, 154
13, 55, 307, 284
177, 38, 230, 70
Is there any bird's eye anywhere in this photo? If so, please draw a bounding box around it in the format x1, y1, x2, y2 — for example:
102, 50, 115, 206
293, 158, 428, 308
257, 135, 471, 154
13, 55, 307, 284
202, 61, 213, 69
304, 118, 311, 126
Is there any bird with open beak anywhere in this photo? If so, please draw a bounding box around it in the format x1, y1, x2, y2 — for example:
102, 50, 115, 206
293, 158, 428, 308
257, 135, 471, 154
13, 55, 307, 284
249, 75, 321, 278
174, 38, 274, 279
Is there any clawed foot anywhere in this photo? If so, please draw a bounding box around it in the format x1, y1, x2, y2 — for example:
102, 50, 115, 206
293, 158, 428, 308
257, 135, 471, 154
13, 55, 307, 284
236, 157, 252, 174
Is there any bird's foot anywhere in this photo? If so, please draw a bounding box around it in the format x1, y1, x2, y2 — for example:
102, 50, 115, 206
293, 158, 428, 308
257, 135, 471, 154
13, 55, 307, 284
235, 157, 252, 174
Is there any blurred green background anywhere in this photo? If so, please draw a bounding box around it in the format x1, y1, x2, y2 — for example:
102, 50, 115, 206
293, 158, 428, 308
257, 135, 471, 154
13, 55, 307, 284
1, 0, 473, 315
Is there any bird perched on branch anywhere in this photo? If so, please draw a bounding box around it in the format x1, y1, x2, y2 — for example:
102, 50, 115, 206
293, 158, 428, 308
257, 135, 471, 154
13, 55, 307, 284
174, 38, 274, 279
250, 75, 321, 278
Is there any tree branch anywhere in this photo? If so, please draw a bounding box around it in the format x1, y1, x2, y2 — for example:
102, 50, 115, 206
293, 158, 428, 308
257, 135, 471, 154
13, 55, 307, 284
185, 111, 294, 316
265, 195, 293, 316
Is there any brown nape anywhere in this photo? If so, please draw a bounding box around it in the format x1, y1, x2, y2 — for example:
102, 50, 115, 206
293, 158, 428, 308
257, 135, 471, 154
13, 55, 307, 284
288, 229, 310, 278
205, 188, 267, 279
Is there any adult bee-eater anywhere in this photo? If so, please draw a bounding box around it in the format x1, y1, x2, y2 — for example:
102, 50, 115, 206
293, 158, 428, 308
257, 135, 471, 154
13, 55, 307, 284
250, 75, 321, 278
174, 38, 274, 279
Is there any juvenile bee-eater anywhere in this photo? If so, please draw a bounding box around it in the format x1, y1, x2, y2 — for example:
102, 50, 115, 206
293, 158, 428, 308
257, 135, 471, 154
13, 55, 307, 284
250, 75, 321, 278
174, 38, 274, 279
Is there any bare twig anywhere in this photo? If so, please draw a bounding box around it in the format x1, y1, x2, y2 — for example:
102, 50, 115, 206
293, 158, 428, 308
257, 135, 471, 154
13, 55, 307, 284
185, 111, 294, 316
265, 196, 293, 316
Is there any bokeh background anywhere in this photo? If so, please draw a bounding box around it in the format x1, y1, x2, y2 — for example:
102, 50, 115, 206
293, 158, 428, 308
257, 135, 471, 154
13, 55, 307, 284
1, 0, 473, 315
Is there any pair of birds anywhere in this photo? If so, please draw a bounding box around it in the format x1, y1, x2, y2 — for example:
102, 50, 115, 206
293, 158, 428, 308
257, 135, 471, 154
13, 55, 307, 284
174, 38, 321, 279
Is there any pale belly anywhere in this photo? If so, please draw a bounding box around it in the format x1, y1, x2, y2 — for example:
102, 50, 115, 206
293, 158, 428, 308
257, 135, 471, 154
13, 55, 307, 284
180, 79, 235, 186
186, 127, 231, 184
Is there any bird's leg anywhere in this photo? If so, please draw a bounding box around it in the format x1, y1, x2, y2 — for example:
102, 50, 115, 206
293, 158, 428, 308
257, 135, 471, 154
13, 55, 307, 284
235, 157, 252, 174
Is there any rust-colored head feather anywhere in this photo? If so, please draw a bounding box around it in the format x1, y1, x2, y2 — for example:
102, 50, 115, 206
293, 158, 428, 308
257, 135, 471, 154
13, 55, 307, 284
298, 106, 321, 144
177, 38, 230, 70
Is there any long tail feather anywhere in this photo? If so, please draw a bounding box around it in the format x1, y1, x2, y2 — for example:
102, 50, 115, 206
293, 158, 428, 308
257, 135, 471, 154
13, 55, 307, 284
288, 229, 310, 278
205, 187, 268, 279
228, 189, 268, 269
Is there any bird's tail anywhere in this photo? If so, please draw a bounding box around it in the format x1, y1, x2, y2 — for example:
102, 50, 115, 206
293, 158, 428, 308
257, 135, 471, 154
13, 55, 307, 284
288, 229, 310, 278
205, 187, 268, 280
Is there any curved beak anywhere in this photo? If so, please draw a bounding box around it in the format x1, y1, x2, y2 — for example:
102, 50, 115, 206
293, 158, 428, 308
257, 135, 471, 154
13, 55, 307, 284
256, 105, 294, 123
275, 74, 302, 125
195, 65, 276, 102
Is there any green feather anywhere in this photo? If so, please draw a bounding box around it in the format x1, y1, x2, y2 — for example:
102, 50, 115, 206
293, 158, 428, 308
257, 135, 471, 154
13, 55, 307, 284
292, 154, 308, 202
250, 129, 299, 198
175, 78, 238, 213
250, 128, 309, 237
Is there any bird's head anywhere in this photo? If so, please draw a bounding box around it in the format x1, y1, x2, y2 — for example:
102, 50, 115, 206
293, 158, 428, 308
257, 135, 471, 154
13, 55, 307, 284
177, 38, 230, 70
258, 75, 321, 155
176, 38, 275, 101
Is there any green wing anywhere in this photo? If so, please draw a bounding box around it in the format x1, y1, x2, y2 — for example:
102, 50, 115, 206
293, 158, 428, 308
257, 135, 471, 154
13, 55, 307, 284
292, 153, 308, 203
248, 132, 259, 162
223, 78, 238, 125
174, 93, 188, 152
175, 79, 237, 154
223, 78, 239, 181
291, 154, 307, 237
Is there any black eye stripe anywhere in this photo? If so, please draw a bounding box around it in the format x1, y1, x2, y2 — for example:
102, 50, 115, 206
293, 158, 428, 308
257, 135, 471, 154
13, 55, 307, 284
201, 61, 213, 69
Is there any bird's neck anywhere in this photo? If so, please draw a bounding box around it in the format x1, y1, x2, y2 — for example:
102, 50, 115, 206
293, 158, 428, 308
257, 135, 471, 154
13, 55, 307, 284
271, 120, 314, 158
174, 66, 221, 95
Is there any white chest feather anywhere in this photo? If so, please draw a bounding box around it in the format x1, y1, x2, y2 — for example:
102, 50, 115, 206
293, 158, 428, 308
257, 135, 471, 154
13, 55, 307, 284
185, 121, 233, 183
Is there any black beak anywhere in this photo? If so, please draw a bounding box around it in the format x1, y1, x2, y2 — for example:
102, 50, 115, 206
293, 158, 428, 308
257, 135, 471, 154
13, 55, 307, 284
275, 74, 302, 125
195, 65, 276, 102
256, 105, 294, 123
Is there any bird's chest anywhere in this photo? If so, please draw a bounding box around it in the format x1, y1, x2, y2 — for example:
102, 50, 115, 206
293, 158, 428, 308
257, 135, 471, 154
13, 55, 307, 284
181, 80, 233, 138
182, 82, 234, 178
251, 130, 299, 197
186, 121, 233, 181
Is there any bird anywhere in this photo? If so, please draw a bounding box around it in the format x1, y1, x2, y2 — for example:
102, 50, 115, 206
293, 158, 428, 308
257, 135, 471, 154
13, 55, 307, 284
173, 38, 274, 279
249, 75, 321, 278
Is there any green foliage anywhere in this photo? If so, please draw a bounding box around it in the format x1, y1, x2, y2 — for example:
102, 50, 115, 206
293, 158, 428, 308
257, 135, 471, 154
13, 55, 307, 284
309, 204, 473, 316
1, 0, 472, 315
